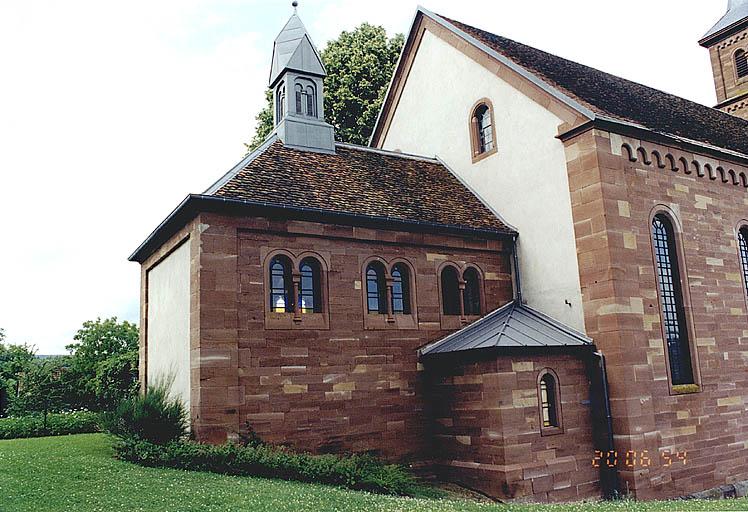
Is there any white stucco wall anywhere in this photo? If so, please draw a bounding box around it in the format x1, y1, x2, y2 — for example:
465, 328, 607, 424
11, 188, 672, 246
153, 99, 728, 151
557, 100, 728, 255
382, 30, 585, 331
146, 240, 191, 411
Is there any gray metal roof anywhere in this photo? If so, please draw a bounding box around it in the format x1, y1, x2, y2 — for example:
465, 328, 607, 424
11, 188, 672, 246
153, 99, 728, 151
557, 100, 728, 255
269, 11, 326, 87
419, 301, 592, 357
701, 0, 748, 45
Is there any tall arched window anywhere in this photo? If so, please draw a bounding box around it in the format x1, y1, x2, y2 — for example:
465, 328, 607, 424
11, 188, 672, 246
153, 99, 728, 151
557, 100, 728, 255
366, 262, 387, 314
276, 82, 286, 124
736, 49, 748, 79
738, 227, 748, 301
269, 255, 293, 313
463, 268, 481, 316
441, 266, 461, 316
295, 79, 317, 117
471, 102, 494, 157
391, 264, 411, 315
298, 258, 322, 314
538, 371, 561, 430
652, 214, 694, 385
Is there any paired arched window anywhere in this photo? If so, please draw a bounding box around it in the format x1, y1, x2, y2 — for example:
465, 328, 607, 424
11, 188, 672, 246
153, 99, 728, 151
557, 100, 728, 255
470, 102, 495, 158
391, 264, 411, 314
738, 227, 748, 302
651, 214, 694, 386
736, 49, 748, 79
366, 262, 387, 314
269, 255, 294, 312
441, 265, 482, 317
538, 369, 562, 433
299, 258, 322, 313
276, 82, 286, 124
295, 79, 317, 117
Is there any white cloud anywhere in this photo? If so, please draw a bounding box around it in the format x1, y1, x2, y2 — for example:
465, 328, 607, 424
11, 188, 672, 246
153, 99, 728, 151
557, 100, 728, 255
0, 0, 728, 352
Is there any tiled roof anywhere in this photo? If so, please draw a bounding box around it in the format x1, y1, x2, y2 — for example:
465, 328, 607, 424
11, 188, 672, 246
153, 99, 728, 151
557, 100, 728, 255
441, 15, 748, 157
419, 300, 592, 358
210, 138, 515, 235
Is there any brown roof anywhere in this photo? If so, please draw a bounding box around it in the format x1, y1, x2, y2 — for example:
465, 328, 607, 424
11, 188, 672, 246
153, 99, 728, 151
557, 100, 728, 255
440, 15, 748, 157
211, 138, 514, 235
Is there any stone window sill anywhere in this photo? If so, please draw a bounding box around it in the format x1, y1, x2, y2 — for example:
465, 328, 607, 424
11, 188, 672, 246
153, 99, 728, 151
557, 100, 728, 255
364, 313, 418, 330
265, 311, 329, 330
440, 314, 481, 330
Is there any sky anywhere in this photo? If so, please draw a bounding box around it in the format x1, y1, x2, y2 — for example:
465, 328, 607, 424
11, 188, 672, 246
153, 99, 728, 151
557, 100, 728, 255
0, 0, 729, 354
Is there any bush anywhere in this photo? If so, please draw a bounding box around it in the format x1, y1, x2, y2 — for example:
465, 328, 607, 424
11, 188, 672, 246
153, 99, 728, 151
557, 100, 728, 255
102, 382, 187, 445
113, 437, 424, 496
0, 411, 100, 439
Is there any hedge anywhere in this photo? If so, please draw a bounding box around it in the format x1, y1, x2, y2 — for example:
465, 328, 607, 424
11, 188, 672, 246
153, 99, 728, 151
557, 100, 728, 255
114, 438, 433, 497
0, 411, 100, 439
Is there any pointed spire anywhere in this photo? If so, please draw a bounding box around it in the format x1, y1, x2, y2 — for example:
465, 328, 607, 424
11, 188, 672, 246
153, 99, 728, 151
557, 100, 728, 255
701, 0, 748, 44
269, 7, 326, 87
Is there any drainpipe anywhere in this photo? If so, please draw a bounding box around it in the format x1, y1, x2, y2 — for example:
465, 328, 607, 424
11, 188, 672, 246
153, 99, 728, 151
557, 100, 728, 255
511, 235, 522, 304
590, 350, 619, 499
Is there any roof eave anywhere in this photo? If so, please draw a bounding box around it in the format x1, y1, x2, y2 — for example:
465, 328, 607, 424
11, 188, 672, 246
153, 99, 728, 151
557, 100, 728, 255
699, 17, 748, 47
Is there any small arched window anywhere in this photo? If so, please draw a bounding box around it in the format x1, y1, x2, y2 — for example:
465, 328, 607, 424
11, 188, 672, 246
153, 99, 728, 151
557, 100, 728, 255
471, 103, 494, 157
276, 82, 286, 124
538, 371, 561, 430
463, 268, 481, 316
295, 79, 317, 117
299, 258, 322, 314
441, 266, 461, 316
651, 214, 694, 385
366, 262, 387, 314
391, 264, 411, 315
269, 255, 293, 313
738, 227, 748, 301
736, 49, 748, 79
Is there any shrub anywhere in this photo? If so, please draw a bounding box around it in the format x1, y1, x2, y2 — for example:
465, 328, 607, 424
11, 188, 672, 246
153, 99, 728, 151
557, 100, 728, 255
0, 411, 100, 439
113, 438, 425, 496
102, 381, 187, 445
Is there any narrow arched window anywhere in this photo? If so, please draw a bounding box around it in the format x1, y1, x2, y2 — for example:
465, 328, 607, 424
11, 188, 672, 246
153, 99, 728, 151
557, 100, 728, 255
294, 84, 303, 114
276, 82, 286, 124
652, 214, 694, 385
441, 266, 461, 316
366, 262, 387, 314
298, 258, 322, 314
391, 264, 411, 315
463, 268, 481, 316
306, 85, 316, 117
539, 372, 560, 429
738, 227, 748, 301
269, 255, 293, 313
471, 103, 494, 156
294, 79, 317, 117
736, 49, 748, 79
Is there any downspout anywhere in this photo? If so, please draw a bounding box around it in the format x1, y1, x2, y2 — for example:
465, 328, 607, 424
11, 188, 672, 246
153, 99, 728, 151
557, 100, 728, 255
511, 235, 523, 304
591, 350, 619, 499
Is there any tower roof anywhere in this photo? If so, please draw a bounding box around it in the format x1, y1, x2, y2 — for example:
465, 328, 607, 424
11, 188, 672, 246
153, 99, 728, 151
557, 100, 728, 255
700, 0, 748, 46
269, 11, 326, 87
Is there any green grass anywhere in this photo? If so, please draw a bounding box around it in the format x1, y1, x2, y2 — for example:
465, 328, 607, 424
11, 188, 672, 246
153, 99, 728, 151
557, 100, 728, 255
0, 434, 745, 512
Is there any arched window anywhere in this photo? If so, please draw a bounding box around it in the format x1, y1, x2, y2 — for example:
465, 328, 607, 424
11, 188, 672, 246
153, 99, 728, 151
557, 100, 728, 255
441, 266, 461, 316
366, 262, 387, 314
463, 268, 481, 316
736, 49, 748, 79
391, 264, 411, 315
738, 227, 748, 301
652, 214, 694, 385
269, 255, 293, 313
471, 103, 494, 157
295, 79, 317, 117
538, 371, 561, 430
298, 258, 322, 314
276, 82, 286, 124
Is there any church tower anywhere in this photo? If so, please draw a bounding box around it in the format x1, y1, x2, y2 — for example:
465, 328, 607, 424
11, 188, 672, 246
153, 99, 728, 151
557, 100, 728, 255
269, 2, 335, 153
700, 0, 748, 119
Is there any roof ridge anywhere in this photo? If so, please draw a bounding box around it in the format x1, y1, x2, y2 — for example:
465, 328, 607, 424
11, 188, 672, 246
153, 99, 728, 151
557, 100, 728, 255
335, 142, 439, 163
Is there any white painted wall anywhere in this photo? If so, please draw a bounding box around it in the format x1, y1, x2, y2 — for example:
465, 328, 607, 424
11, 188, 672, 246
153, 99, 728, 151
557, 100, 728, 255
146, 240, 191, 411
382, 30, 585, 331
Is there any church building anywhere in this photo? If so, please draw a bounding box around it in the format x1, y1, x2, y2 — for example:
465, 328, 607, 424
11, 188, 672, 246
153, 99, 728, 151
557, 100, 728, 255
130, 2, 748, 502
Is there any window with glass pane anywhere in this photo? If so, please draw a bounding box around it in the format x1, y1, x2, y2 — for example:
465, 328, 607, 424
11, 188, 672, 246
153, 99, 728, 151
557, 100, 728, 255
463, 268, 481, 315
738, 228, 748, 301
295, 84, 303, 114
736, 50, 748, 79
391, 264, 411, 314
652, 215, 694, 385
366, 263, 387, 314
441, 266, 460, 315
276, 83, 285, 124
306, 86, 316, 117
298, 258, 322, 314
539, 374, 559, 428
270, 256, 293, 313
474, 104, 493, 154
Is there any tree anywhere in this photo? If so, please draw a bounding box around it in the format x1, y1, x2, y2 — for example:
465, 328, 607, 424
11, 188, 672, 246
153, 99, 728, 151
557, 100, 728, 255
9, 358, 68, 425
246, 23, 403, 151
0, 340, 36, 415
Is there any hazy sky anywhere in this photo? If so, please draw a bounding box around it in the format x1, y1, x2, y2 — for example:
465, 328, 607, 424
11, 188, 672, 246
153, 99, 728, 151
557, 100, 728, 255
0, 0, 728, 353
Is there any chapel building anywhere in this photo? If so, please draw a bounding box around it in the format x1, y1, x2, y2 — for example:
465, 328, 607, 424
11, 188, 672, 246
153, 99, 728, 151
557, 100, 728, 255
130, 3, 748, 502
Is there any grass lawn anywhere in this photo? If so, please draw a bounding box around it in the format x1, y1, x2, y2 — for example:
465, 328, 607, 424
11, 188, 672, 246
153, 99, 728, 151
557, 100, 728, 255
0, 435, 746, 512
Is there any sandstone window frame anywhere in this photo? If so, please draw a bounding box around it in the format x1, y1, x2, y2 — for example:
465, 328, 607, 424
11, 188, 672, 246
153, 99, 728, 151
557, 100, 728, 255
537, 368, 563, 436
648, 207, 701, 394
437, 261, 486, 330
263, 249, 330, 330
361, 257, 418, 330
469, 98, 497, 163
